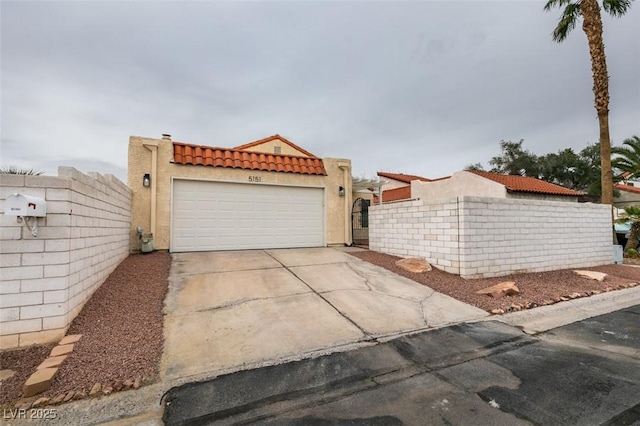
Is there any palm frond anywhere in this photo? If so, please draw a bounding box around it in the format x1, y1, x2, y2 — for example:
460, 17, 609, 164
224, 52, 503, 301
0, 166, 44, 175
602, 0, 634, 17
551, 2, 582, 42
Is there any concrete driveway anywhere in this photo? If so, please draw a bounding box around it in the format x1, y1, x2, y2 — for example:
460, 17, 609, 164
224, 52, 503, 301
161, 247, 488, 383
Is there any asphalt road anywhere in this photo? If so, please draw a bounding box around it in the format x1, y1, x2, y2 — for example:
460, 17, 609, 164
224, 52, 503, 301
163, 305, 640, 426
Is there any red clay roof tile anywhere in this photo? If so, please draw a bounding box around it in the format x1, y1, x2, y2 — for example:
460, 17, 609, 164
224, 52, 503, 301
173, 142, 326, 175
381, 186, 412, 202
615, 183, 640, 194
377, 171, 431, 183
468, 170, 582, 196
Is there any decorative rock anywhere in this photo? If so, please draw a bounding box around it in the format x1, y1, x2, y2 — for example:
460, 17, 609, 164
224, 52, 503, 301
477, 282, 520, 299
74, 390, 86, 400
37, 355, 68, 370
574, 270, 607, 282
123, 379, 134, 389
51, 393, 66, 404
89, 383, 102, 395
15, 400, 32, 410
0, 369, 16, 381
50, 344, 74, 357
560, 296, 570, 301
133, 377, 141, 389
23, 368, 57, 397
63, 391, 75, 402
58, 334, 82, 345
490, 308, 504, 315
103, 386, 113, 395
32, 397, 50, 407
113, 381, 123, 392
569, 292, 582, 299
395, 257, 432, 273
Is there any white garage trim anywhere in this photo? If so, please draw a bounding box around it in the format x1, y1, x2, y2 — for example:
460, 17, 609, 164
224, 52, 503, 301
170, 178, 326, 252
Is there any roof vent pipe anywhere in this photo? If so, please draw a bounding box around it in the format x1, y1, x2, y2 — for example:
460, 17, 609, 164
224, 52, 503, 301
162, 134, 172, 140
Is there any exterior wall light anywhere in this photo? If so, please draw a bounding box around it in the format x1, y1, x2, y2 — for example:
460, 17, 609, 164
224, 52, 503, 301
339, 186, 345, 197
143, 173, 151, 188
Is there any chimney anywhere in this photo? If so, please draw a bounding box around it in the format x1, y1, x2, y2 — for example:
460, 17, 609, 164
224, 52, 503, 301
162, 134, 172, 140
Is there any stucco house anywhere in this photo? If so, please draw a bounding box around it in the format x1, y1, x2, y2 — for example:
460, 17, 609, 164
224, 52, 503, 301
128, 134, 352, 252
374, 172, 430, 203
614, 183, 640, 208
374, 170, 582, 203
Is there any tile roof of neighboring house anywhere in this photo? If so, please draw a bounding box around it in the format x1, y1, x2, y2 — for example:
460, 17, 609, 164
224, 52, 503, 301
373, 186, 413, 203
377, 171, 431, 184
615, 183, 640, 194
468, 170, 582, 196
173, 142, 327, 175
233, 134, 318, 158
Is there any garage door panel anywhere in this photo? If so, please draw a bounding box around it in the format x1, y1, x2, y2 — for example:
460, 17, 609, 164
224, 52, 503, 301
171, 180, 325, 252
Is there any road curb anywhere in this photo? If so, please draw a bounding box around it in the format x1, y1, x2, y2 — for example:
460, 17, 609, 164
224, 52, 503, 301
493, 286, 640, 334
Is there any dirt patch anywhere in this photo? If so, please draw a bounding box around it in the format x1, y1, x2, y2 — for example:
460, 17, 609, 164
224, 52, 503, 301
349, 250, 640, 313
0, 251, 170, 408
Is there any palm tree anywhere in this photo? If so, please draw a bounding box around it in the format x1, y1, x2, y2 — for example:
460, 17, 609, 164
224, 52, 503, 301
0, 166, 43, 175
544, 0, 634, 212
612, 135, 640, 179
616, 206, 640, 251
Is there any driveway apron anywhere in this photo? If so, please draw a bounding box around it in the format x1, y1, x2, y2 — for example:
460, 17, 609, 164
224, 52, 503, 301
161, 248, 487, 382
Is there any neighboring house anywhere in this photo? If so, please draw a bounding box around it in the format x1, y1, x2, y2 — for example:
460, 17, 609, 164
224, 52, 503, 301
374, 171, 431, 203
128, 134, 352, 252
374, 170, 581, 203
614, 183, 640, 208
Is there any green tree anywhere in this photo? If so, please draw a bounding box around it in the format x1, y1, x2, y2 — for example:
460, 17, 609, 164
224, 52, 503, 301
488, 140, 540, 176
612, 135, 640, 179
544, 0, 634, 211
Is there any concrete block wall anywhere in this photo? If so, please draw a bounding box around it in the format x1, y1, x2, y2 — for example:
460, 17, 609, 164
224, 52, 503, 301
0, 167, 132, 349
369, 198, 461, 274
458, 196, 611, 278
370, 196, 612, 279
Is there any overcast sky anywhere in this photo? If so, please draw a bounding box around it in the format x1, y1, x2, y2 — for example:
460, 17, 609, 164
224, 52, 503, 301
2, 0, 639, 183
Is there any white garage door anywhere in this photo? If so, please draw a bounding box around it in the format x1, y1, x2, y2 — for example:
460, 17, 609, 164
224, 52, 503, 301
171, 179, 325, 252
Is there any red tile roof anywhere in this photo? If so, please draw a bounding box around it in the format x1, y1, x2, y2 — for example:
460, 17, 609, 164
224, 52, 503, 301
615, 183, 640, 194
233, 134, 318, 158
468, 170, 582, 196
173, 142, 326, 175
377, 171, 431, 184
382, 186, 412, 202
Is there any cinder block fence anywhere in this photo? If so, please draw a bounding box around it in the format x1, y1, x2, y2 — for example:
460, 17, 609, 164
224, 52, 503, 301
369, 196, 612, 278
0, 167, 131, 349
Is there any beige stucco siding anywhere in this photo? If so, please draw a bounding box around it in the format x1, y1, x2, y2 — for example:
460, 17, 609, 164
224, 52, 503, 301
411, 171, 507, 201
240, 140, 309, 157
128, 136, 351, 252
615, 189, 640, 208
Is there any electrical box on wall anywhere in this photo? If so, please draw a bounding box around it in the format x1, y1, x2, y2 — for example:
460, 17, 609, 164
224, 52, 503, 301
4, 193, 47, 217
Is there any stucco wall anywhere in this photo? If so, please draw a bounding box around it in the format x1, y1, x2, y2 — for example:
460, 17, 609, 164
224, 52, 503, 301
614, 189, 640, 208
370, 196, 612, 279
0, 167, 131, 349
128, 136, 352, 252
240, 140, 307, 157
411, 171, 506, 200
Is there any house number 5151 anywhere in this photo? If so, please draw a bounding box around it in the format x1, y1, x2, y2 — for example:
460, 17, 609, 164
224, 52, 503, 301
248, 176, 262, 183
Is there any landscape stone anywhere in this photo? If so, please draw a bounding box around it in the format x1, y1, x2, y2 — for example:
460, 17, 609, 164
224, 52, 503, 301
0, 369, 16, 381
63, 391, 75, 402
51, 394, 65, 404
395, 257, 432, 273
477, 282, 520, 299
37, 355, 68, 370
32, 397, 50, 407
574, 270, 607, 282
58, 334, 82, 345
50, 344, 74, 357
23, 368, 57, 397
89, 383, 102, 395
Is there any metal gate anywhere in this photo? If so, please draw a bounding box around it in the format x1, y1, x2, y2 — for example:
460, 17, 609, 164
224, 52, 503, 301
351, 197, 370, 246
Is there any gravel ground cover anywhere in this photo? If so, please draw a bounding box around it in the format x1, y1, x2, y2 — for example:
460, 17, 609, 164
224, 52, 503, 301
349, 250, 640, 313
0, 251, 170, 408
